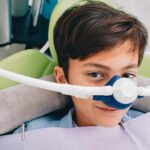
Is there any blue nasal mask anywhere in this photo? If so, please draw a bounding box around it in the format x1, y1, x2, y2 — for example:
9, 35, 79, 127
93, 75, 143, 110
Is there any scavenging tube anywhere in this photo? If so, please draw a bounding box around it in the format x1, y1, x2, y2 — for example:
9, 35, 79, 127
0, 68, 149, 109
0, 68, 112, 98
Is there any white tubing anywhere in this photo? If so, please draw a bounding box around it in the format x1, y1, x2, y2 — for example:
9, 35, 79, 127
39, 41, 49, 53
0, 68, 61, 92
137, 86, 150, 96
60, 84, 113, 99
0, 68, 112, 98
39, 41, 55, 62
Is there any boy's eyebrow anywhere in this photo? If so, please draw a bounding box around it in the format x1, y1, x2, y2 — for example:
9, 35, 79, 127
123, 64, 138, 70
82, 63, 111, 70
82, 63, 138, 70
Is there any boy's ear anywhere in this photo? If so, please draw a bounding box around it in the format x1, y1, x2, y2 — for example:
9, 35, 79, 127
54, 66, 68, 84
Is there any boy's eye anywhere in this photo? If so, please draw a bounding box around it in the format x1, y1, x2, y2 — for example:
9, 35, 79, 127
87, 72, 104, 81
123, 73, 136, 79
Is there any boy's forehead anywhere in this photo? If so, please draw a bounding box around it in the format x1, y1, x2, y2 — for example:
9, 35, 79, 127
96, 40, 138, 55
70, 41, 139, 69
85, 40, 137, 57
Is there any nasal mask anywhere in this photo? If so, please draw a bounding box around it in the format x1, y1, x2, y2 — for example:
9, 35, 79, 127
93, 75, 143, 109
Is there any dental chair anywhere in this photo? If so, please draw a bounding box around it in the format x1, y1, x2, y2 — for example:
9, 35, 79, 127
0, 48, 56, 90
138, 54, 150, 78
0, 0, 61, 134
0, 0, 150, 135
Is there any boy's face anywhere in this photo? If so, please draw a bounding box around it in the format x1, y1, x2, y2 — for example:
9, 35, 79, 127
54, 40, 139, 127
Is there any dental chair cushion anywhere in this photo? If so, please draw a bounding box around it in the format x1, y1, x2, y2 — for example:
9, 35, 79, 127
132, 76, 150, 113
0, 74, 68, 135
0, 49, 56, 90
138, 54, 150, 78
0, 75, 149, 134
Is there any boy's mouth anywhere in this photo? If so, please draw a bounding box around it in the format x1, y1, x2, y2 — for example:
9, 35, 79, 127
95, 105, 117, 112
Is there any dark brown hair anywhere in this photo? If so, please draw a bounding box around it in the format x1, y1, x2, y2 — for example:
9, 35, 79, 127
54, 1, 148, 78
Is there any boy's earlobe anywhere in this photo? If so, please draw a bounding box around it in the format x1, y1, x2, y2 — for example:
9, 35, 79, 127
54, 66, 68, 84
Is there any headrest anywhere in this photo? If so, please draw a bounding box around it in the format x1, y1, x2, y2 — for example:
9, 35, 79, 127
0, 74, 68, 134
48, 0, 115, 65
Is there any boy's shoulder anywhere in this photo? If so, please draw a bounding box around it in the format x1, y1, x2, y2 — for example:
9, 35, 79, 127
13, 108, 144, 134
13, 108, 75, 134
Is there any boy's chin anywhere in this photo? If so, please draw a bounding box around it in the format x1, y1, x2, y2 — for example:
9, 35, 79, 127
96, 119, 122, 128
93, 108, 125, 127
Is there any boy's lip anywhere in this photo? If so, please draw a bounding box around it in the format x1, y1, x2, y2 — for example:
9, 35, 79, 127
95, 105, 117, 111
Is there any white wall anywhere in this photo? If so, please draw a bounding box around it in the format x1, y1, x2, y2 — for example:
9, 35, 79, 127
112, 0, 150, 52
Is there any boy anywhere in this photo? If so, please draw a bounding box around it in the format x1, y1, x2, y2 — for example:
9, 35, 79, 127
53, 0, 148, 127
14, 0, 148, 131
